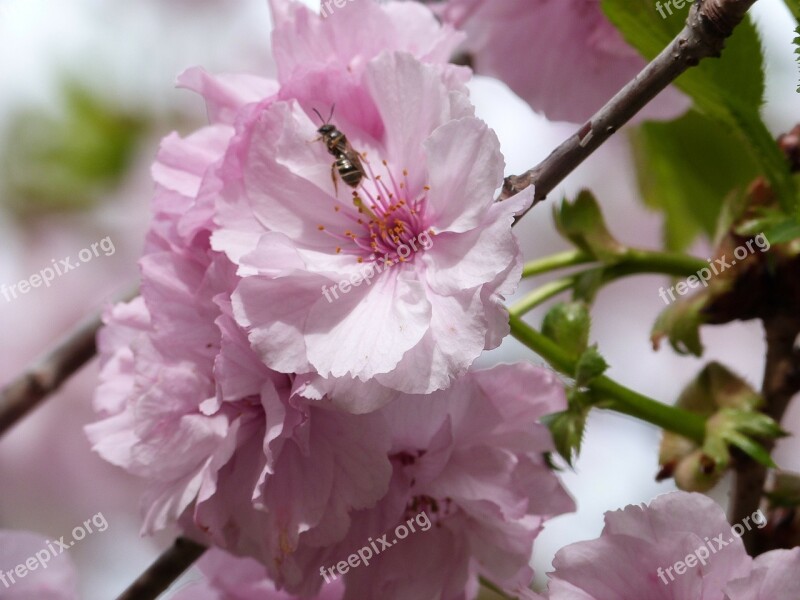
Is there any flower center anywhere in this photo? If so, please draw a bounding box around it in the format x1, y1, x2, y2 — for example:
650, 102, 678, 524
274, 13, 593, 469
318, 158, 433, 266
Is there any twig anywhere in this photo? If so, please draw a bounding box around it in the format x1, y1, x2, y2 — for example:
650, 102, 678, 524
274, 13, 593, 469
0, 312, 100, 437
0, 287, 138, 438
501, 0, 758, 215
115, 538, 206, 600
732, 313, 800, 553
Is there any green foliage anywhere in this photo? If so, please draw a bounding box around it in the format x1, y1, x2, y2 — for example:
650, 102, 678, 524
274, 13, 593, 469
631, 111, 759, 250
575, 346, 609, 388
705, 408, 786, 469
795, 25, 800, 93
651, 293, 710, 356
602, 0, 798, 217
541, 301, 591, 358
766, 472, 800, 508
553, 190, 626, 261
543, 390, 592, 467
1, 82, 146, 216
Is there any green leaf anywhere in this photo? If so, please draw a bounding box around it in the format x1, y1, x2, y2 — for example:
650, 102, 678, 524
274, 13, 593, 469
554, 190, 626, 261
541, 301, 592, 358
2, 81, 146, 216
786, 0, 800, 22
727, 432, 778, 468
575, 345, 609, 388
652, 293, 710, 356
795, 26, 800, 93
631, 111, 759, 251
766, 471, 800, 507
542, 390, 592, 467
602, 0, 797, 216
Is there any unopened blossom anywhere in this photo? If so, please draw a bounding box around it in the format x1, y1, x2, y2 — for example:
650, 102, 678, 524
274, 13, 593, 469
213, 52, 533, 409
87, 115, 392, 595
546, 492, 752, 599
0, 531, 78, 600
436, 0, 689, 123
171, 548, 344, 600
310, 363, 574, 600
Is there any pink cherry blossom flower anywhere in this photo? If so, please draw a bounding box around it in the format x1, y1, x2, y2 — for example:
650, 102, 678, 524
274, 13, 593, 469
171, 548, 344, 600
724, 548, 800, 600
213, 52, 534, 409
308, 363, 574, 600
546, 491, 752, 599
0, 531, 78, 600
87, 117, 393, 596
436, 0, 689, 124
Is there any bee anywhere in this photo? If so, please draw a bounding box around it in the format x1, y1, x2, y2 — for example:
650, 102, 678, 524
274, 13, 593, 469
313, 107, 366, 195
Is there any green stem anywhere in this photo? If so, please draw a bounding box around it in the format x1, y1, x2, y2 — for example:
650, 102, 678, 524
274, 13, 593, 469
509, 314, 706, 443
521, 248, 706, 280
606, 249, 707, 279
512, 249, 708, 317
510, 277, 576, 315
522, 250, 592, 278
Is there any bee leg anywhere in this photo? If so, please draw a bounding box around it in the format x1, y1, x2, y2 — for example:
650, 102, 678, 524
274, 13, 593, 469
331, 163, 339, 197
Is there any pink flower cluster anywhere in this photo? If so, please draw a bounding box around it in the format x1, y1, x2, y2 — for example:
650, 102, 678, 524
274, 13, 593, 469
547, 492, 800, 600
88, 1, 573, 598
435, 0, 688, 123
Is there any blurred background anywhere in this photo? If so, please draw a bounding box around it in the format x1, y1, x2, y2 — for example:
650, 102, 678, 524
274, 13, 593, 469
0, 0, 797, 597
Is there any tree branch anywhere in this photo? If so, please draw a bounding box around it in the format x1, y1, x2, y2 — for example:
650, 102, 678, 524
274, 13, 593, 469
0, 312, 101, 437
115, 538, 206, 600
501, 0, 759, 215
732, 313, 800, 554
0, 288, 137, 438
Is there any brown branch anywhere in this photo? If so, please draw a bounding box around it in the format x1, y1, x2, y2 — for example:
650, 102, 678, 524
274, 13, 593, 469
501, 0, 759, 216
732, 312, 800, 554
115, 538, 207, 600
0, 287, 138, 438
0, 312, 100, 437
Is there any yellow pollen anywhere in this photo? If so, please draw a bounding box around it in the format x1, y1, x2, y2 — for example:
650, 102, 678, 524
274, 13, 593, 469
334, 206, 340, 212
424, 185, 431, 191
382, 160, 388, 166
403, 169, 408, 176
357, 257, 364, 263
317, 225, 325, 231
336, 247, 342, 253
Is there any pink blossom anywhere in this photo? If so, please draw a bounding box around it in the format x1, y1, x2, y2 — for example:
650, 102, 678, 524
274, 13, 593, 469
546, 491, 752, 599
213, 52, 533, 408
311, 363, 574, 600
87, 118, 393, 596
171, 548, 344, 600
724, 548, 800, 600
436, 0, 689, 124
0, 531, 78, 600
